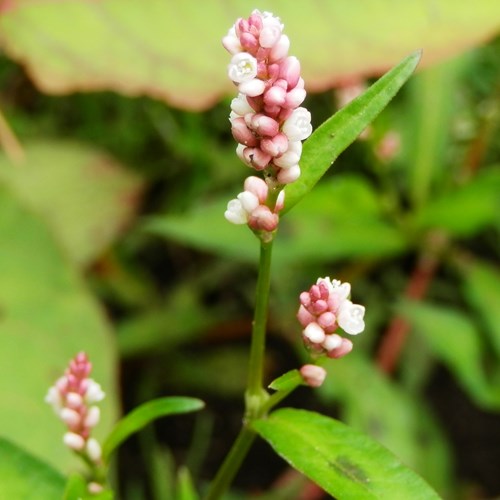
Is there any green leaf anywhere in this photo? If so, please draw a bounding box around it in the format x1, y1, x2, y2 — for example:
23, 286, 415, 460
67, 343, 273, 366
400, 301, 500, 408
320, 355, 452, 495
414, 167, 500, 236
405, 55, 468, 208
1, 1, 498, 110
0, 141, 142, 267
268, 369, 301, 391
0, 437, 65, 499
0, 186, 119, 473
283, 50, 421, 213
176, 466, 199, 500
460, 259, 500, 358
253, 408, 439, 500
102, 397, 204, 461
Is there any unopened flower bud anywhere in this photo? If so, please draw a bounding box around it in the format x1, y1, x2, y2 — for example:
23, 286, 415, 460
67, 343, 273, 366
63, 432, 85, 451
277, 164, 301, 184
300, 365, 327, 388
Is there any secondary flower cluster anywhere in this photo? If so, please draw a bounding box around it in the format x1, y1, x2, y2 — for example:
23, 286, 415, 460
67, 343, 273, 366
297, 277, 365, 358
45, 352, 105, 464
223, 10, 312, 232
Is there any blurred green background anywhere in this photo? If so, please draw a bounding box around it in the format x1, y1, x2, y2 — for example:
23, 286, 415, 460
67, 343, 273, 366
0, 1, 499, 498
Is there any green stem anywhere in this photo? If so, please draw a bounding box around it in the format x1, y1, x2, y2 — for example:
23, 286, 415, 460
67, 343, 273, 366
203, 237, 275, 499
203, 425, 256, 500
246, 239, 274, 412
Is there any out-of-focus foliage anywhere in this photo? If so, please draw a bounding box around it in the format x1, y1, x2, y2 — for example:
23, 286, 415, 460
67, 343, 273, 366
0, 0, 499, 109
0, 1, 499, 498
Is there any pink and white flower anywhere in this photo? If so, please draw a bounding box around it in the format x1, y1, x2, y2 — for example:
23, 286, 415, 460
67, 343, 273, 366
223, 9, 313, 230
297, 277, 365, 358
45, 352, 104, 464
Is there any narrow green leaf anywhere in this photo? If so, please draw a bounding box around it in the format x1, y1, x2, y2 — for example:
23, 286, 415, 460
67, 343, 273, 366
253, 408, 439, 499
283, 50, 421, 213
0, 437, 65, 499
102, 397, 204, 461
176, 466, 200, 500
400, 301, 500, 408
405, 55, 467, 208
268, 369, 302, 391
460, 259, 500, 358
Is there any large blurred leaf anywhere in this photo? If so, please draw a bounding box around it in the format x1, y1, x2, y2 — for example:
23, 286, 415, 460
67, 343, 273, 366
253, 408, 440, 499
146, 175, 407, 264
0, 141, 142, 267
283, 50, 421, 213
320, 355, 452, 494
0, 438, 65, 499
0, 1, 498, 109
460, 259, 500, 358
414, 167, 500, 236
400, 301, 500, 408
0, 186, 119, 472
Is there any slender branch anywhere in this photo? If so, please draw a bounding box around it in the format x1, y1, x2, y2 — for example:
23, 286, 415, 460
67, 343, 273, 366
203, 424, 256, 500
377, 231, 447, 373
246, 239, 274, 403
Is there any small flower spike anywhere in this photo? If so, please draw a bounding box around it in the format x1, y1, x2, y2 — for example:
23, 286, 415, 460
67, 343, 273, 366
297, 278, 365, 358
45, 352, 105, 464
223, 10, 312, 232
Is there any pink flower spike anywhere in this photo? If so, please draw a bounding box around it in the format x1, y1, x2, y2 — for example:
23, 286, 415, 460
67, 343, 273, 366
264, 85, 287, 107
300, 364, 327, 388
46, 352, 105, 465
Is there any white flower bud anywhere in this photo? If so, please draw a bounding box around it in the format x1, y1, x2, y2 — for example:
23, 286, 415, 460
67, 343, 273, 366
60, 408, 81, 428
85, 380, 105, 404
303, 322, 326, 343
63, 432, 85, 451
86, 438, 102, 462
300, 364, 327, 388
237, 191, 259, 213
84, 406, 101, 428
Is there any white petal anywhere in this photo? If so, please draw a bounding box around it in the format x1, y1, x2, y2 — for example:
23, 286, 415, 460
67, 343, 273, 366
237, 191, 259, 213
225, 199, 248, 224
228, 53, 258, 84
337, 301, 365, 335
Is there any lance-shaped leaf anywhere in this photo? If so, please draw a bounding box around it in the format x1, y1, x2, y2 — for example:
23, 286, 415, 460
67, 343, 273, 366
102, 397, 204, 461
283, 51, 421, 213
253, 408, 440, 499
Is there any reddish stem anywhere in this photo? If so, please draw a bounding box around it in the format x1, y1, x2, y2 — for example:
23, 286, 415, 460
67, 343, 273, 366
376, 234, 445, 374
